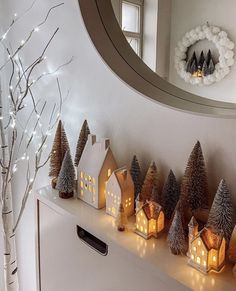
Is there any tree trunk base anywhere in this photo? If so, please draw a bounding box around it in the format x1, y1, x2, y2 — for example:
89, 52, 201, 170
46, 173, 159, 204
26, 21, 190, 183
59, 191, 74, 199
51, 178, 57, 189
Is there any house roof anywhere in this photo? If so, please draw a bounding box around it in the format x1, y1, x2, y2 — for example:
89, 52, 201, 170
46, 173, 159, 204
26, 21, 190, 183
78, 134, 115, 176
196, 227, 224, 251
189, 216, 198, 227
139, 201, 162, 220
113, 166, 132, 191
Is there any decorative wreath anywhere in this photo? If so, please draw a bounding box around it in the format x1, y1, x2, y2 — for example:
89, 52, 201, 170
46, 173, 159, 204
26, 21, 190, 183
175, 24, 235, 85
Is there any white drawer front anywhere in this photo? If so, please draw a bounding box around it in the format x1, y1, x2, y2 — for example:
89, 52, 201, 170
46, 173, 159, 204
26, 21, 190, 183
39, 202, 190, 291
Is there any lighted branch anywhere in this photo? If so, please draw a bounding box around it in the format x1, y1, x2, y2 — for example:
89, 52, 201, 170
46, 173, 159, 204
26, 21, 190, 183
0, 3, 72, 291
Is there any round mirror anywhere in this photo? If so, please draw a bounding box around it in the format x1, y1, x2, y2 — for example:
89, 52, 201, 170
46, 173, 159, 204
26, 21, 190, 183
79, 0, 236, 116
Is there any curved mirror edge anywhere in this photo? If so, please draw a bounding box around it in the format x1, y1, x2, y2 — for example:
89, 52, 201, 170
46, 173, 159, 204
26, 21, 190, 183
79, 0, 236, 117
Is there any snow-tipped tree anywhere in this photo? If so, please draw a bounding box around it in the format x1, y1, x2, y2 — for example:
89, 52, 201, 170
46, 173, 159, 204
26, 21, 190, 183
115, 203, 127, 231
162, 170, 180, 220
140, 161, 158, 202
56, 150, 75, 199
180, 141, 208, 211
207, 179, 235, 242
229, 226, 236, 264
167, 209, 187, 255
130, 155, 142, 200
49, 120, 69, 188
74, 119, 90, 167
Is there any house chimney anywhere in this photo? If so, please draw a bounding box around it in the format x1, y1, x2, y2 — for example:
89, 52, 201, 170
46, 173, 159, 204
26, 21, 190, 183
88, 134, 96, 145
102, 138, 110, 150
122, 169, 128, 180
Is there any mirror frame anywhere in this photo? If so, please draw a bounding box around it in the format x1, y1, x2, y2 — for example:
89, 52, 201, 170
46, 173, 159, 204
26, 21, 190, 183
79, 0, 236, 117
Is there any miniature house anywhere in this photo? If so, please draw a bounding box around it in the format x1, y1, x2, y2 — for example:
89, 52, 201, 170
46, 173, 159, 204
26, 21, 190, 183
188, 216, 226, 273
106, 166, 134, 218
135, 201, 164, 239
77, 134, 117, 209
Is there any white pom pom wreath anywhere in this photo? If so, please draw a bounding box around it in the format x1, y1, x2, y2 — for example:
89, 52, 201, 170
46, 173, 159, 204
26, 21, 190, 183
175, 24, 234, 85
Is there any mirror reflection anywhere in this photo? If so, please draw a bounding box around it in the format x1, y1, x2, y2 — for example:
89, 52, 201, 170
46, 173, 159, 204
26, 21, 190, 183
111, 0, 236, 103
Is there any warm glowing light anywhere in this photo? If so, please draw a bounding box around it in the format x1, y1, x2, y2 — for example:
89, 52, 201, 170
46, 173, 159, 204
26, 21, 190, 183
203, 261, 206, 266
213, 256, 216, 262
191, 254, 194, 260
201, 250, 205, 256
89, 175, 91, 182
137, 217, 140, 222
112, 207, 116, 215
140, 212, 143, 217
129, 197, 131, 201
196, 257, 201, 264
129, 202, 131, 206
198, 240, 201, 246
108, 168, 111, 177
126, 199, 128, 203
80, 171, 83, 179
111, 193, 113, 197
140, 226, 143, 232
80, 181, 83, 188
193, 247, 196, 252
125, 204, 128, 208
143, 220, 146, 224
137, 224, 139, 229
144, 228, 147, 234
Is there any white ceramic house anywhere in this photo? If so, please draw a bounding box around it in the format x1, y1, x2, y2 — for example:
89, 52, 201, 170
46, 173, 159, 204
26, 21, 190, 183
106, 166, 134, 218
77, 134, 117, 209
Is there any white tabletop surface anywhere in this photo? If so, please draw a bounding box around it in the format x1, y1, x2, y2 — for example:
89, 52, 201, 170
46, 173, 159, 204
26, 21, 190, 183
36, 186, 236, 291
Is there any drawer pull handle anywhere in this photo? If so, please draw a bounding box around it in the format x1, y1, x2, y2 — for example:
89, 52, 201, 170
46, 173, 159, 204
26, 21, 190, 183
77, 226, 108, 256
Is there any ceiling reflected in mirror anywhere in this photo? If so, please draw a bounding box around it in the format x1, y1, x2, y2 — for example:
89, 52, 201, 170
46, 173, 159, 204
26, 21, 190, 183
111, 0, 236, 103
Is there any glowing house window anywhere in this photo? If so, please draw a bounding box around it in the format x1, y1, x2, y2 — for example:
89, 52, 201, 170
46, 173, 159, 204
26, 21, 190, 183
108, 168, 111, 177
80, 171, 83, 179
196, 257, 201, 264
191, 254, 194, 260
198, 240, 201, 246
203, 261, 206, 267
140, 226, 143, 232
112, 207, 116, 216
201, 250, 205, 256
88, 175, 92, 182
213, 256, 216, 262
193, 247, 196, 252
80, 181, 83, 188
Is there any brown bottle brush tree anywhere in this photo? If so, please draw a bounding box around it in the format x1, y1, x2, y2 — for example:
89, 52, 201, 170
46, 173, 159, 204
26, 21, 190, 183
49, 120, 69, 188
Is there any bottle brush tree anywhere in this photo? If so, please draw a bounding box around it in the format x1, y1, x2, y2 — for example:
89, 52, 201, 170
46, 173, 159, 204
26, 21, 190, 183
74, 119, 90, 167
167, 209, 187, 255
140, 161, 158, 202
115, 203, 127, 231
56, 150, 75, 199
207, 179, 235, 242
49, 119, 69, 188
130, 155, 142, 201
180, 141, 208, 211
162, 170, 180, 220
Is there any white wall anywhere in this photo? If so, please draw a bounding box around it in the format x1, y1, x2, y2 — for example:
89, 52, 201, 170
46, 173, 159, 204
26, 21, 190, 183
1, 1, 236, 291
169, 0, 236, 102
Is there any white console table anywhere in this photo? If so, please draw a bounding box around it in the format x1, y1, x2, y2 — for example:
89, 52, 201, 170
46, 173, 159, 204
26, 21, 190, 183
35, 186, 235, 291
